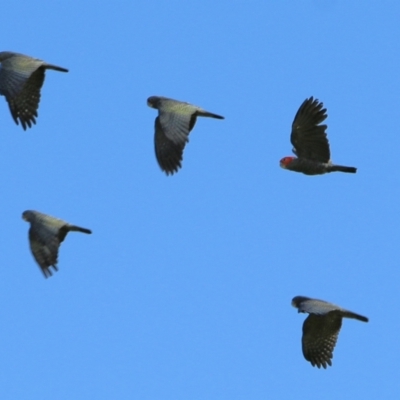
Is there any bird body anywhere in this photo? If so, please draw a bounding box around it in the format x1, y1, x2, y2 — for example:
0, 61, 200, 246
292, 296, 368, 368
0, 51, 68, 130
280, 157, 357, 175
22, 210, 91, 278
280, 97, 357, 175
147, 96, 224, 175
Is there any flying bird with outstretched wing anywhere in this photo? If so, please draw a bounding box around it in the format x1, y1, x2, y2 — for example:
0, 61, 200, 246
280, 97, 357, 175
147, 96, 224, 175
0, 52, 68, 130
22, 210, 91, 278
292, 296, 368, 368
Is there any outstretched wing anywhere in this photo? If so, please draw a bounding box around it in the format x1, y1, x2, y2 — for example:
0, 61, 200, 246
0, 56, 45, 130
301, 312, 342, 368
154, 114, 193, 175
6, 68, 45, 130
158, 102, 197, 143
28, 223, 60, 278
291, 97, 330, 162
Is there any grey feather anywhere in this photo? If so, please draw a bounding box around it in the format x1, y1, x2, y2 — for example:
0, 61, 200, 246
0, 52, 68, 130
22, 210, 91, 278
292, 296, 368, 368
147, 96, 224, 175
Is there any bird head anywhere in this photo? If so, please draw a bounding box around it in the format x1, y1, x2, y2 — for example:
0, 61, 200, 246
280, 156, 296, 169
22, 210, 34, 222
291, 296, 310, 312
147, 96, 160, 109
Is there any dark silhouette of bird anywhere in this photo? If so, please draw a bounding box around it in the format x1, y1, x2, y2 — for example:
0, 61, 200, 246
292, 296, 368, 368
22, 210, 91, 278
280, 97, 357, 175
147, 96, 224, 175
0, 52, 68, 130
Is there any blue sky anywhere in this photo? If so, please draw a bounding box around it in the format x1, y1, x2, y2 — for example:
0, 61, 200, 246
0, 1, 398, 399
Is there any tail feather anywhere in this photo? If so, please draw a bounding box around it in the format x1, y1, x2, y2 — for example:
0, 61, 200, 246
343, 311, 368, 322
44, 63, 69, 73
68, 225, 92, 234
197, 110, 224, 119
329, 164, 357, 173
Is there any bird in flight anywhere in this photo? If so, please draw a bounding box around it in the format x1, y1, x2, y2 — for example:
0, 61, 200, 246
22, 210, 92, 278
292, 295, 368, 368
280, 97, 357, 175
147, 96, 224, 175
0, 51, 68, 130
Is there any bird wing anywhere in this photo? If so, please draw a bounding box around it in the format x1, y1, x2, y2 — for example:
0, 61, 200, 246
154, 116, 187, 175
5, 68, 45, 130
0, 56, 41, 97
302, 312, 342, 368
158, 105, 197, 144
290, 97, 330, 163
28, 223, 60, 278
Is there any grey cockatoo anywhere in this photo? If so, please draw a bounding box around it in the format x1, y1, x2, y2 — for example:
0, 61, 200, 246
147, 96, 224, 175
22, 210, 91, 278
280, 97, 357, 175
0, 52, 68, 130
292, 296, 368, 368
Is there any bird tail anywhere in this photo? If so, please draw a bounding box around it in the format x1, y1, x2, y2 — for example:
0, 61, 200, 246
68, 225, 92, 234
44, 63, 69, 73
197, 111, 224, 120
329, 164, 357, 173
342, 311, 368, 322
